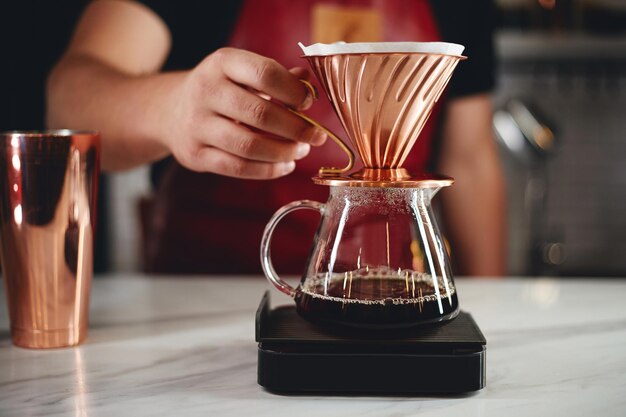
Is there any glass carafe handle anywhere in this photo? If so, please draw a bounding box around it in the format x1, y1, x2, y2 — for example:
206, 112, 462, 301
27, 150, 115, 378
260, 200, 324, 297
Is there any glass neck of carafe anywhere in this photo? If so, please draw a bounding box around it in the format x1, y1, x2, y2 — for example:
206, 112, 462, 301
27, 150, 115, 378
327, 186, 442, 207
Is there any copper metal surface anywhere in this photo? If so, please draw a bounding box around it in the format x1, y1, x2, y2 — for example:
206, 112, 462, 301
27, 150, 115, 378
305, 53, 463, 172
0, 131, 100, 348
289, 108, 355, 175
312, 169, 454, 188
290, 79, 355, 175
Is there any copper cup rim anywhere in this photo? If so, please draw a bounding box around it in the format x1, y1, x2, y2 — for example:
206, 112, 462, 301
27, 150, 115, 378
0, 130, 100, 139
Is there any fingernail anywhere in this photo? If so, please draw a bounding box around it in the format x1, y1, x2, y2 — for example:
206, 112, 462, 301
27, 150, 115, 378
305, 127, 327, 146
280, 161, 296, 175
298, 92, 314, 111
295, 143, 310, 160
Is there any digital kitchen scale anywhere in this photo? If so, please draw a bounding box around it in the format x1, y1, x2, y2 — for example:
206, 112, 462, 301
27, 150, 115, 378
256, 291, 486, 394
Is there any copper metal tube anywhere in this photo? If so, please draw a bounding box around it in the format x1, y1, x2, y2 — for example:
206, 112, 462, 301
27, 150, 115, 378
0, 131, 100, 348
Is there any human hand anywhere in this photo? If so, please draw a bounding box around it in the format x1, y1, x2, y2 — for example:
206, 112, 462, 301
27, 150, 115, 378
164, 48, 326, 179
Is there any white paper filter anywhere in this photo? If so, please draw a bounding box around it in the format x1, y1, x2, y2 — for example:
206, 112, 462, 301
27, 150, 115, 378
298, 41, 465, 57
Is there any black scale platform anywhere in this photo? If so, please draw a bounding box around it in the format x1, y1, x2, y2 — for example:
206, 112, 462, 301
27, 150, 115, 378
256, 291, 486, 394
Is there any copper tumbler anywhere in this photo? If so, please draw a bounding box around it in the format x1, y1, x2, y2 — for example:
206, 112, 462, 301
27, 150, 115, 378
0, 131, 100, 348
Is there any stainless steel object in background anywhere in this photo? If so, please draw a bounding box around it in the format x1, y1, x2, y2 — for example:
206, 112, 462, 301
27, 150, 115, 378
494, 35, 626, 275
494, 99, 561, 275
494, 99, 555, 162
0, 131, 100, 348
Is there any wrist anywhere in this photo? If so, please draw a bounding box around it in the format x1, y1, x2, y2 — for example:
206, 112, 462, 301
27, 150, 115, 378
136, 70, 188, 159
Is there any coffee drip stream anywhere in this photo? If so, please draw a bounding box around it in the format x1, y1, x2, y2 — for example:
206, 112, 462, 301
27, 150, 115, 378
261, 42, 465, 328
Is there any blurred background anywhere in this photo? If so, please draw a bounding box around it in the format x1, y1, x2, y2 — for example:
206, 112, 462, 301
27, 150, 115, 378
1, 0, 625, 276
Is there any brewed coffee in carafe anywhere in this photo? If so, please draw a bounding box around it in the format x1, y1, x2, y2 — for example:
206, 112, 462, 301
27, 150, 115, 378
261, 42, 466, 328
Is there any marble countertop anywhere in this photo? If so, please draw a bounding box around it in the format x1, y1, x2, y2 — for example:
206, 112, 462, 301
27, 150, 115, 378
1, 275, 626, 417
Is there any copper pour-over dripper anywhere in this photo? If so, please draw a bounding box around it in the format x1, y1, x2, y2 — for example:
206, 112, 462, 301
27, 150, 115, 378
293, 43, 465, 187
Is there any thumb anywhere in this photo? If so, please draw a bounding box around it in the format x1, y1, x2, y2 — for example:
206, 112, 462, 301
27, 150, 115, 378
289, 66, 312, 81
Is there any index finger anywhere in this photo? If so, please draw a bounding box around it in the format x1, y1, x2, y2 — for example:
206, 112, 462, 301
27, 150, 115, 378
214, 48, 312, 110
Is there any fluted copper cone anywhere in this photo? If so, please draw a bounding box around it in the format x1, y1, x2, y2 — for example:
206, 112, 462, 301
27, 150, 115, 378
306, 53, 462, 169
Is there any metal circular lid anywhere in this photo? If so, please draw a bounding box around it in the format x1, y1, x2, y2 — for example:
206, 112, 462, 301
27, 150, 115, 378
312, 169, 453, 188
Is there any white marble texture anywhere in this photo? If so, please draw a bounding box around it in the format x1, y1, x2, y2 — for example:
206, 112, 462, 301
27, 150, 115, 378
1, 275, 626, 417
